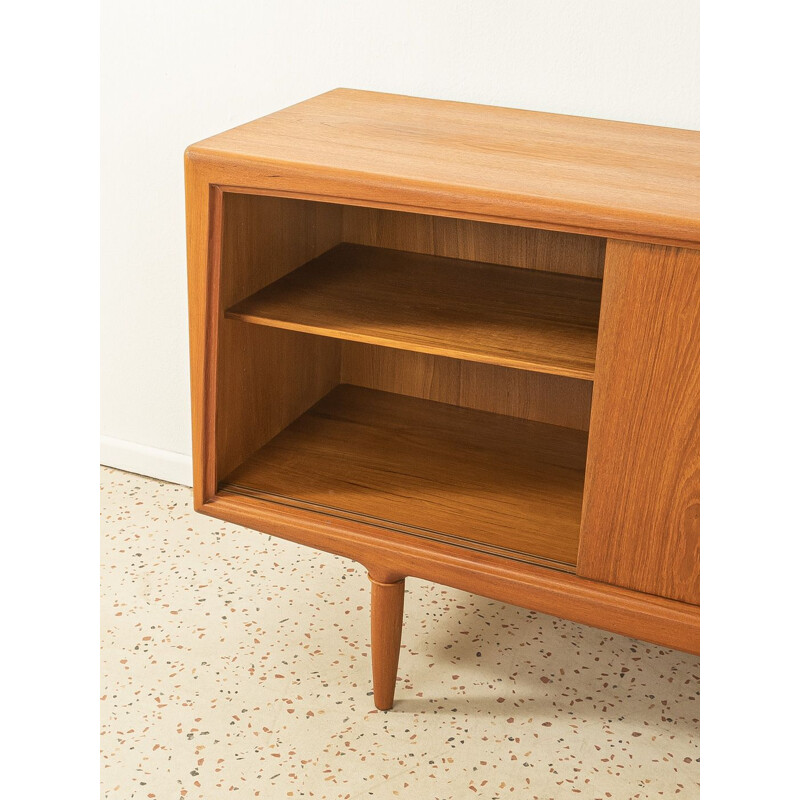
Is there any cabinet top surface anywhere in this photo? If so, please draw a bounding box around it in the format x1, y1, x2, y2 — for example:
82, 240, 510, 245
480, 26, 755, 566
187, 89, 699, 246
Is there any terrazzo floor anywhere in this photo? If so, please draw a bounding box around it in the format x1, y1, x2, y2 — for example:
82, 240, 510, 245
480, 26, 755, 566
100, 466, 700, 799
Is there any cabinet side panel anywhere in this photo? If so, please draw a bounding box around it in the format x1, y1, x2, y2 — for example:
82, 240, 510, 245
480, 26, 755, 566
185, 160, 216, 503
577, 241, 699, 604
215, 194, 343, 483
342, 207, 605, 278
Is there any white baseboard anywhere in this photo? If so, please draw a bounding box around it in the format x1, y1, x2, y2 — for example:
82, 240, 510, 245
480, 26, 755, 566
100, 436, 193, 486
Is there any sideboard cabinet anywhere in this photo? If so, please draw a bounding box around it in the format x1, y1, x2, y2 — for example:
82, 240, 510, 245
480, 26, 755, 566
185, 89, 699, 710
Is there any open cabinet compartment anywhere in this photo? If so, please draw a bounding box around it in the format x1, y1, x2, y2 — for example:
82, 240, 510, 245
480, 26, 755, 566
212, 192, 604, 573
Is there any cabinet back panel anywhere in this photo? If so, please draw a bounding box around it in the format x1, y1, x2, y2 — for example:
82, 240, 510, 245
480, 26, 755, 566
342, 206, 605, 278
342, 343, 592, 431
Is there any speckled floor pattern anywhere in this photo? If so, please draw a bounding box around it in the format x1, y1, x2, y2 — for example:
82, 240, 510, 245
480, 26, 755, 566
100, 466, 699, 799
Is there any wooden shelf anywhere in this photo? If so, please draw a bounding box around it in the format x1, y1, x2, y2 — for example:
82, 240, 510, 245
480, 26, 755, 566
220, 385, 588, 570
226, 244, 601, 380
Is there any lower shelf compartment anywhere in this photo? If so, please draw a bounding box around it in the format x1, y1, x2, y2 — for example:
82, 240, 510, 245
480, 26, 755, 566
220, 385, 588, 571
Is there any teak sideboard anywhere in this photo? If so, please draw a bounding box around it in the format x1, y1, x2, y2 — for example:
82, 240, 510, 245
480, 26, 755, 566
185, 89, 699, 710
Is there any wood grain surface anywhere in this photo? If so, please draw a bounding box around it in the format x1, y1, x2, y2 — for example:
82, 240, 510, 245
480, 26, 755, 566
342, 206, 606, 278
187, 89, 699, 247
221, 385, 588, 569
226, 244, 601, 380
369, 576, 405, 710
214, 193, 342, 482
578, 241, 699, 604
342, 343, 593, 431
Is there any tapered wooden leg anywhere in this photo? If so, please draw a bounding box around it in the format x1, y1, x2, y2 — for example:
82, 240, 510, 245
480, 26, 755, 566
369, 575, 405, 710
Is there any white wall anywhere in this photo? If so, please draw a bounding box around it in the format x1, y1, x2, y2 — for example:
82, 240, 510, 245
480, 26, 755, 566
100, 0, 699, 485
